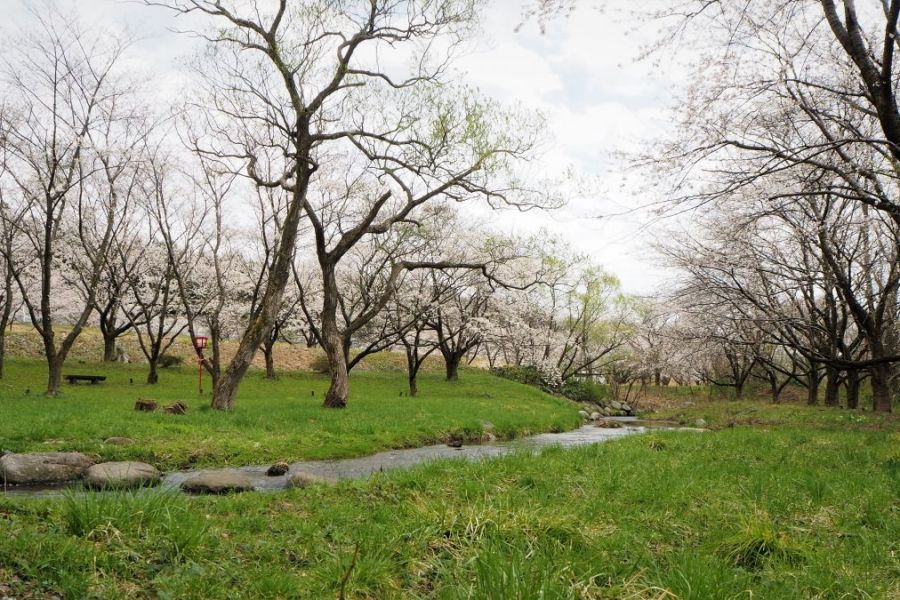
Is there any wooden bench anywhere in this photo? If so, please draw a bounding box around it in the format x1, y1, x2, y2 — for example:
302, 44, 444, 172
65, 375, 107, 385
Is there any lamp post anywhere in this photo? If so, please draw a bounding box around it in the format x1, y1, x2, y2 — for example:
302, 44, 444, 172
194, 335, 208, 395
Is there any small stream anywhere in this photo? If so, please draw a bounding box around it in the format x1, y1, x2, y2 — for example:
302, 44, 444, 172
2, 419, 691, 499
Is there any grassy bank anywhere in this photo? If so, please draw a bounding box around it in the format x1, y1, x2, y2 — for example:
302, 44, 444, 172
650, 398, 899, 431
0, 359, 579, 470
0, 323, 447, 373
1, 416, 898, 598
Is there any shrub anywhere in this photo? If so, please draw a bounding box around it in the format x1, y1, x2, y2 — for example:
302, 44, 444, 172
490, 366, 543, 387
492, 366, 609, 403
158, 354, 183, 369
566, 379, 609, 403
560, 379, 599, 402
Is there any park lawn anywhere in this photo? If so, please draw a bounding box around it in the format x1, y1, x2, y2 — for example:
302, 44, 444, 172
650, 397, 900, 431
0, 411, 897, 598
0, 359, 580, 470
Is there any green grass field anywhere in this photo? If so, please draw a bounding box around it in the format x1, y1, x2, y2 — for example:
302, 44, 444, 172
2, 422, 898, 598
0, 359, 579, 470
1, 358, 899, 598
650, 398, 900, 431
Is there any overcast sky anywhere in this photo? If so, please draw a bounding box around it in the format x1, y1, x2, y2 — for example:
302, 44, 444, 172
6, 0, 683, 295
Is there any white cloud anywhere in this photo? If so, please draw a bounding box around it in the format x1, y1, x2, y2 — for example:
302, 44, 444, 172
456, 42, 565, 103
448, 1, 679, 294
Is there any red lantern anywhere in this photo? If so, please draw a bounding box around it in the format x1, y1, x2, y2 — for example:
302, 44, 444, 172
194, 336, 209, 394
194, 336, 209, 352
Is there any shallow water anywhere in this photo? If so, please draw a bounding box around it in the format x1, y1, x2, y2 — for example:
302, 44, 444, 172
2, 419, 693, 498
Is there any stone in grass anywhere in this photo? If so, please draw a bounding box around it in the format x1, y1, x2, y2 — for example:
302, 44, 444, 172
181, 471, 254, 494
286, 471, 329, 489
85, 461, 161, 489
266, 462, 290, 477
103, 437, 135, 446
590, 412, 601, 420
0, 452, 94, 485
578, 410, 590, 419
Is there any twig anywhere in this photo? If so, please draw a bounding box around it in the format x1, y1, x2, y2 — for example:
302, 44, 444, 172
337, 542, 360, 600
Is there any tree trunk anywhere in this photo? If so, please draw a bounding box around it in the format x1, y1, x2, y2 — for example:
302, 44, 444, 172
147, 360, 159, 385
870, 362, 894, 412
318, 262, 350, 409
323, 332, 349, 408
0, 287, 10, 379
845, 368, 861, 409
824, 367, 841, 407
47, 354, 63, 396
263, 339, 276, 380
102, 334, 117, 362
211, 338, 256, 410
445, 354, 461, 382
768, 373, 781, 403
654, 369, 661, 386
405, 344, 419, 397
807, 364, 820, 405
210, 155, 312, 411
734, 381, 744, 400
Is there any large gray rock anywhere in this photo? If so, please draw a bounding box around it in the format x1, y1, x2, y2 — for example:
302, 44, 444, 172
181, 471, 253, 494
589, 412, 602, 420
578, 410, 590, 419
0, 452, 94, 484
85, 461, 160, 489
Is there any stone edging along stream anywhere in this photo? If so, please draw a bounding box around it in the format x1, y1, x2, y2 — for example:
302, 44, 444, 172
1, 418, 704, 498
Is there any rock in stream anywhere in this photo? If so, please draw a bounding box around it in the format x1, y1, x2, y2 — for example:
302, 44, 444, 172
0, 452, 94, 485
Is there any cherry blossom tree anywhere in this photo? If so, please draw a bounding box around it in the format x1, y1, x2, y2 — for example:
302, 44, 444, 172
0, 12, 149, 394
146, 0, 555, 410
121, 241, 185, 384
147, 148, 251, 395
0, 151, 22, 379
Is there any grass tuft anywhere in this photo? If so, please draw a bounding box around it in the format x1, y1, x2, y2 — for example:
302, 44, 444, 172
61, 488, 207, 563
717, 510, 806, 570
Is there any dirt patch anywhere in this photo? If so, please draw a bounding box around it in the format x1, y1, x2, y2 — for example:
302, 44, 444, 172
0, 570, 61, 600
